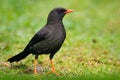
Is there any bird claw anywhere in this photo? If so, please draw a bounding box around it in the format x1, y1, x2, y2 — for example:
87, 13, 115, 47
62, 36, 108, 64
47, 71, 60, 76
2, 62, 10, 67
34, 69, 37, 74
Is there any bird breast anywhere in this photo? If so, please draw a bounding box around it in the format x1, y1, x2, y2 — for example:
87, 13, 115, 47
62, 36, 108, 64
31, 24, 66, 54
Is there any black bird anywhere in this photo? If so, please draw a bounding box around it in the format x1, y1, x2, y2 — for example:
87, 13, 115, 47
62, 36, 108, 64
7, 7, 73, 74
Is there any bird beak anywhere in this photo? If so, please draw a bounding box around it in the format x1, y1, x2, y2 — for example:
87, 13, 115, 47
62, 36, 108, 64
64, 9, 74, 14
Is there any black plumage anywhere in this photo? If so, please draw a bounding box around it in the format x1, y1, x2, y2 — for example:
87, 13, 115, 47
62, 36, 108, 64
7, 7, 73, 73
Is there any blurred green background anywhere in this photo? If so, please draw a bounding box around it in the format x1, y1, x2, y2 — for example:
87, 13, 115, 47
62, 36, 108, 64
0, 0, 120, 80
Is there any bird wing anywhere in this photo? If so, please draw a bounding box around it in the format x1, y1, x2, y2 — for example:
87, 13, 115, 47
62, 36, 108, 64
24, 28, 48, 50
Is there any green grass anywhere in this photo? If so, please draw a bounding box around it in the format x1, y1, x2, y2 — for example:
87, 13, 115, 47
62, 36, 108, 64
0, 0, 120, 80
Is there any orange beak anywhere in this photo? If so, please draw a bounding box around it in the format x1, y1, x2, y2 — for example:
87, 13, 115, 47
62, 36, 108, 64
64, 9, 74, 14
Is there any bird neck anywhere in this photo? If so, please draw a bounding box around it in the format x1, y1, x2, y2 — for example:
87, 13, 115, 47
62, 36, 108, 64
46, 18, 63, 25
46, 13, 64, 25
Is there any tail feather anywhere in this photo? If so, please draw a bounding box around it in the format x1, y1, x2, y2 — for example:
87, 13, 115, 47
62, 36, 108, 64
7, 51, 30, 63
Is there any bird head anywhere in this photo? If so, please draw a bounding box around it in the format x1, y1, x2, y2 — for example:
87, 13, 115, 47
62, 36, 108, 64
47, 7, 73, 24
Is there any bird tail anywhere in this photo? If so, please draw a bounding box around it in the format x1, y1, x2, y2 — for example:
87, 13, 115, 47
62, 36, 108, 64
7, 51, 30, 63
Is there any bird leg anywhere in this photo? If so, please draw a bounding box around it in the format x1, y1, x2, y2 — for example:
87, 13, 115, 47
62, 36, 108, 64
34, 55, 38, 74
34, 59, 37, 74
49, 59, 60, 76
50, 59, 55, 73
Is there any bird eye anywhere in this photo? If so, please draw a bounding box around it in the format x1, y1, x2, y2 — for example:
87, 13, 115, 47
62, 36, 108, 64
57, 9, 66, 13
